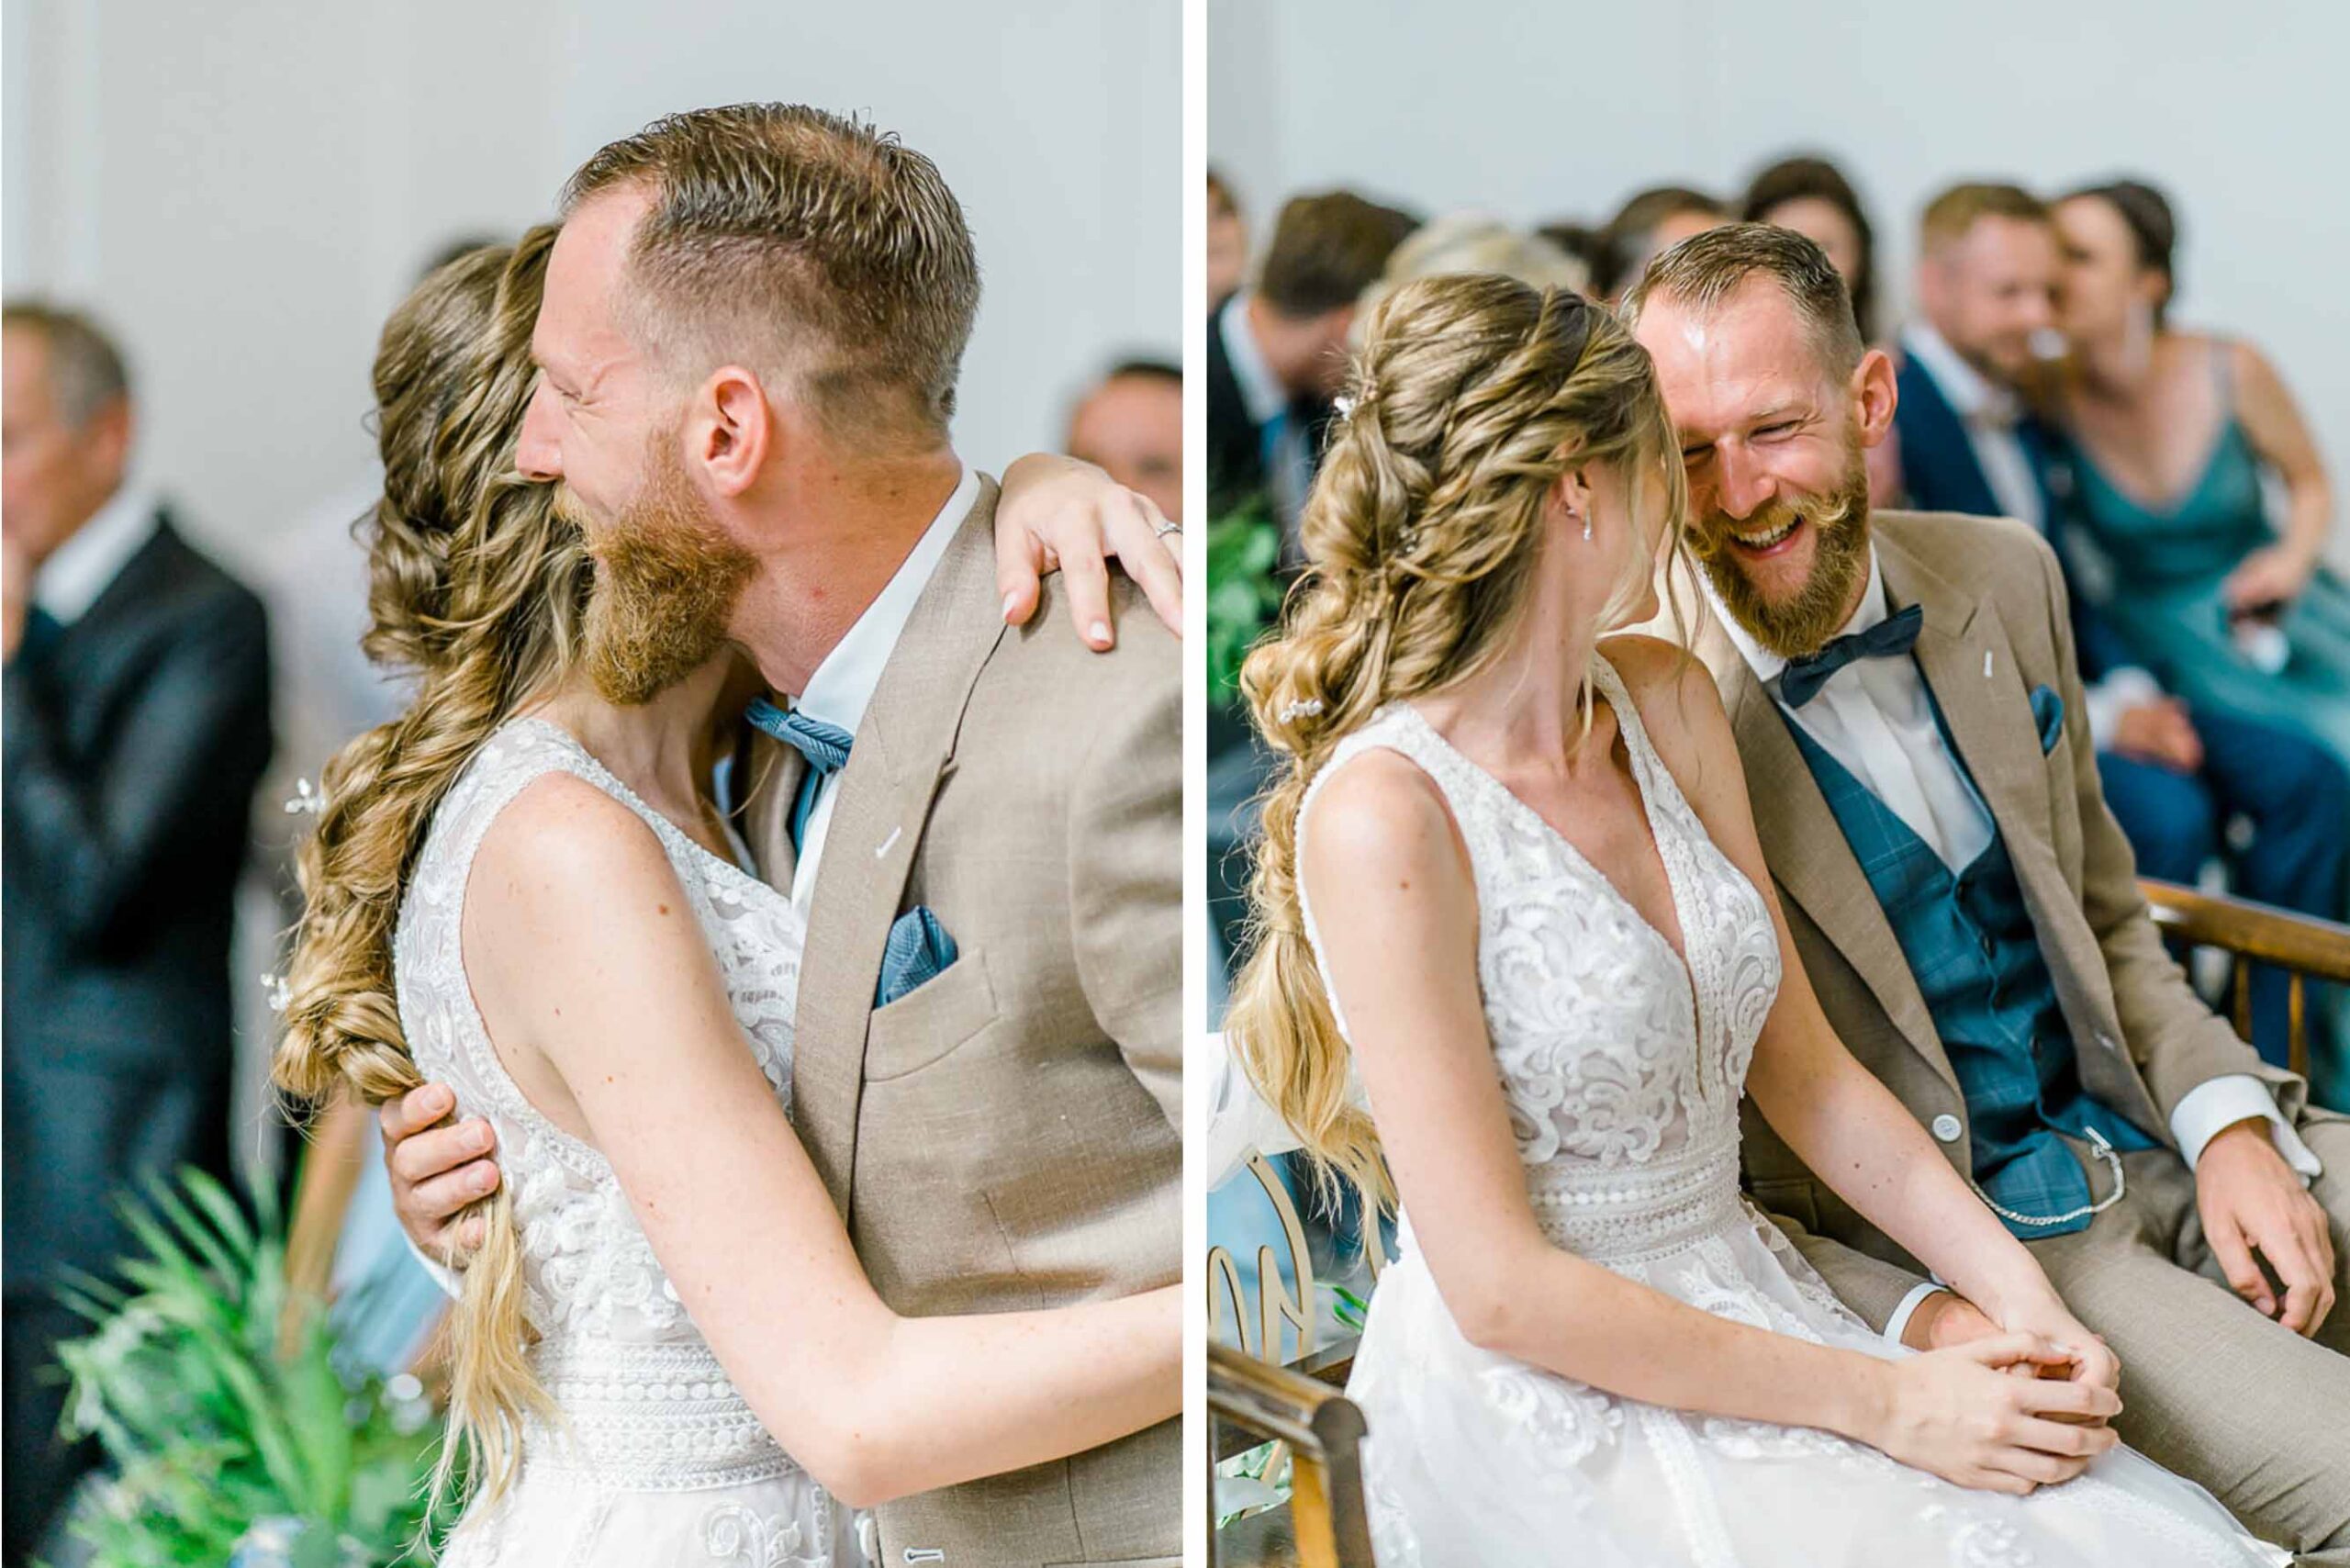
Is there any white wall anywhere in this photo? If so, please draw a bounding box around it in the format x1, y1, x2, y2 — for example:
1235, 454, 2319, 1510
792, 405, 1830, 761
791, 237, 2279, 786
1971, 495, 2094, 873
4, 0, 1181, 574
1207, 0, 2350, 511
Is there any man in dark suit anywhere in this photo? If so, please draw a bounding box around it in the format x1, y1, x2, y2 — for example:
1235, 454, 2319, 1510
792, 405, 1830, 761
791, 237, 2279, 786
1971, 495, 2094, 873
1886, 185, 2344, 1070
1206, 189, 1414, 541
2, 303, 274, 1565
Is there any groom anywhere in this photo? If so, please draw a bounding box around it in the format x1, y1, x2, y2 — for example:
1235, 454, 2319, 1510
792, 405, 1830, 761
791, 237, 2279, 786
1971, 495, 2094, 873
1623, 222, 2350, 1561
380, 106, 1180, 1566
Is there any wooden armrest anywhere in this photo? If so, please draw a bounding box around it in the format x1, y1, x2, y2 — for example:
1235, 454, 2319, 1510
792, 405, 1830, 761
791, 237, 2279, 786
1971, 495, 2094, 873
2141, 879, 2350, 983
1210, 1339, 1376, 1567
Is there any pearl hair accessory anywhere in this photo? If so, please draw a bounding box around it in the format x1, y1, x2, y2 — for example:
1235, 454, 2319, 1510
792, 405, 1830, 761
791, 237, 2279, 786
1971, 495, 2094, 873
1278, 697, 1326, 723
259, 972, 292, 1013
284, 778, 326, 815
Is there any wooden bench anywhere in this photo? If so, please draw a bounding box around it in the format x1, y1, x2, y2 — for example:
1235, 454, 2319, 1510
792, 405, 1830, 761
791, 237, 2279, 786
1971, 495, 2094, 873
2140, 878, 2350, 1081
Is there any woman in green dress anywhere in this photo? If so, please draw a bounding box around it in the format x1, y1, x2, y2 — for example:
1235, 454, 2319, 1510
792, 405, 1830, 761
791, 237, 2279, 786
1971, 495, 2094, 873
2042, 179, 2350, 763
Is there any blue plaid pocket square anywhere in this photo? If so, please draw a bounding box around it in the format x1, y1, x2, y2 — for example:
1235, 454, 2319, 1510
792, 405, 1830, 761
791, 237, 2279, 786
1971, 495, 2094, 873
876, 905, 958, 1008
2031, 684, 2065, 755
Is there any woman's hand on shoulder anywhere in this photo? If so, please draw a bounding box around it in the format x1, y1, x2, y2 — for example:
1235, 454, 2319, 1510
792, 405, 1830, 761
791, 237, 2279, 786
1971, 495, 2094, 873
995, 453, 1182, 650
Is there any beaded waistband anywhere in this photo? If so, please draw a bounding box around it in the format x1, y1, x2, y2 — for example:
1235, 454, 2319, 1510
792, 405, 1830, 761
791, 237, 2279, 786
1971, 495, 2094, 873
520, 1339, 795, 1492
1523, 1144, 1745, 1264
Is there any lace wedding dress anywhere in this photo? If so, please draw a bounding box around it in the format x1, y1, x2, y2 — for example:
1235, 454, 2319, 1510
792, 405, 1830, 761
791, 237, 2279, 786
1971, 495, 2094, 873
393, 719, 865, 1566
1296, 655, 2288, 1568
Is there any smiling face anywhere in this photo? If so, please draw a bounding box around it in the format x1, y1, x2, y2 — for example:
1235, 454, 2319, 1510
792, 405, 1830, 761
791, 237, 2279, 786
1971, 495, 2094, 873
2053, 194, 2163, 349
1920, 213, 2059, 384
1633, 276, 1894, 658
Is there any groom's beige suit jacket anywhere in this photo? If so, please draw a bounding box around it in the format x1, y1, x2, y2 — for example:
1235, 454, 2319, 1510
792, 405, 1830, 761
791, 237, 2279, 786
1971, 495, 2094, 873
743, 477, 1181, 1568
1683, 509, 2315, 1328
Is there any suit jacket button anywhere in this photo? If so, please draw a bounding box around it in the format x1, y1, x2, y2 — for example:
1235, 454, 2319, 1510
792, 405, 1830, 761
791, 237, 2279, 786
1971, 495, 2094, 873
1930, 1114, 1964, 1143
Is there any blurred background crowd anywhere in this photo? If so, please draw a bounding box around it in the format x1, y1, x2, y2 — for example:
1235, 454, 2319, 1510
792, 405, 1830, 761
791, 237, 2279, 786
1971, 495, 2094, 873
0, 4, 1176, 1561
1203, 0, 2350, 1350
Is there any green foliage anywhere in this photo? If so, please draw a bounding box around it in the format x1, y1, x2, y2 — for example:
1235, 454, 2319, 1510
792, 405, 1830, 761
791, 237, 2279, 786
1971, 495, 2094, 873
1207, 498, 1286, 708
49, 1169, 458, 1567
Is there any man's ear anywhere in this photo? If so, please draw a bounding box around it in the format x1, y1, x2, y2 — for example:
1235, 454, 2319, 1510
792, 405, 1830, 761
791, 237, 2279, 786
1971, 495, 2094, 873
1850, 346, 1898, 452
693, 365, 774, 498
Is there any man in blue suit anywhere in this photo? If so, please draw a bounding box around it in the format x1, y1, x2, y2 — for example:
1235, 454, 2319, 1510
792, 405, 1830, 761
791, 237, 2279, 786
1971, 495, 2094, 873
1886, 182, 2344, 1070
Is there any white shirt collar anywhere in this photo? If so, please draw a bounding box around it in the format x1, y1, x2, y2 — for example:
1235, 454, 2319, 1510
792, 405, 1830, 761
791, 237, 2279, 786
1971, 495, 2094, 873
34, 480, 162, 624
1705, 545, 1888, 692
1901, 322, 2019, 428
1220, 292, 1290, 428
791, 464, 979, 734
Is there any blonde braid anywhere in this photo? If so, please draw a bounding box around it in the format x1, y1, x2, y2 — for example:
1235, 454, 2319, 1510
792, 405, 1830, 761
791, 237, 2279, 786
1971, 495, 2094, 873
274, 224, 588, 1510
1228, 274, 1688, 1228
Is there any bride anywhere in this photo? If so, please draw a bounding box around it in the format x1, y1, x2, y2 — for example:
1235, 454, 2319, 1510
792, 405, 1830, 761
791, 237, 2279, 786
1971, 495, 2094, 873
273, 230, 1179, 1563
1225, 271, 2286, 1565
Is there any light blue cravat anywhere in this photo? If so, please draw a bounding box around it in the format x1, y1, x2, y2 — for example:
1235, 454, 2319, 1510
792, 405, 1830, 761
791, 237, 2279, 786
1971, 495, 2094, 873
744, 697, 854, 854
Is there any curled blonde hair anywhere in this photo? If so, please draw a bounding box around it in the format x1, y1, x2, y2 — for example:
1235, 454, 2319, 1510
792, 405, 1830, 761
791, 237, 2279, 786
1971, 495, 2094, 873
1227, 272, 1688, 1222
273, 224, 585, 1508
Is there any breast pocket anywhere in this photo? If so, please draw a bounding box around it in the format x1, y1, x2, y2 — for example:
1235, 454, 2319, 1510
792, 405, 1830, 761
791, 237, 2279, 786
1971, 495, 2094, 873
863, 944, 1000, 1081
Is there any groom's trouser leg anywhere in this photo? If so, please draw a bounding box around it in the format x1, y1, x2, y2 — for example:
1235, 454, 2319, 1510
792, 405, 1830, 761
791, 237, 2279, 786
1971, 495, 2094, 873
2028, 1136, 2350, 1563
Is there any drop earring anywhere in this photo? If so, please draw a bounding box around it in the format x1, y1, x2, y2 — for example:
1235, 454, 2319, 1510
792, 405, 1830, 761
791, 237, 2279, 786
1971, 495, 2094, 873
1581, 511, 1594, 543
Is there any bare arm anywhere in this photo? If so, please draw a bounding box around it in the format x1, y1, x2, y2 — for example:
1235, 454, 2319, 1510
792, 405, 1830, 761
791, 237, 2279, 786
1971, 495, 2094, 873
1304, 735, 2113, 1493
2225, 339, 2335, 610
464, 776, 1180, 1509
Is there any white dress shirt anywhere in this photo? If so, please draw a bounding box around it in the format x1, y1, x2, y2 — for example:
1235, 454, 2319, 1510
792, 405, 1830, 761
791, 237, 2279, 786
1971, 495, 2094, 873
34, 480, 162, 624
783, 464, 978, 910
1900, 324, 2162, 747
1704, 550, 2321, 1343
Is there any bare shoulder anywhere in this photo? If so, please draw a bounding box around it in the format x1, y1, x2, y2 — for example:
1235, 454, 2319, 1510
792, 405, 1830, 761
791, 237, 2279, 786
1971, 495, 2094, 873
1301, 745, 1467, 900
469, 770, 685, 940
1599, 633, 1733, 779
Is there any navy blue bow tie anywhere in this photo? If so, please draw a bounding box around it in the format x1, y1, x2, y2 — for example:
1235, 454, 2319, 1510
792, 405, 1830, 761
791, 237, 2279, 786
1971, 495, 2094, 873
745, 697, 854, 853
1778, 603, 1924, 710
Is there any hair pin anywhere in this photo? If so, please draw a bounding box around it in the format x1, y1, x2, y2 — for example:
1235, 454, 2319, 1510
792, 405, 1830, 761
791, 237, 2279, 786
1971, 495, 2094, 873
284, 778, 326, 815
1278, 697, 1326, 723
259, 972, 292, 1013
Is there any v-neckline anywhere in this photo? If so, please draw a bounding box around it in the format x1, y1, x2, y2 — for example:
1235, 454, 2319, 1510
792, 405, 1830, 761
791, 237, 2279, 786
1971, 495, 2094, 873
2070, 412, 2238, 522
1393, 669, 1701, 1011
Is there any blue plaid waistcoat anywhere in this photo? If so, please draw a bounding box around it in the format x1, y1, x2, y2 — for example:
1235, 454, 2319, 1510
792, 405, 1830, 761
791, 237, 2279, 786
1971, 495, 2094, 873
1780, 680, 2152, 1238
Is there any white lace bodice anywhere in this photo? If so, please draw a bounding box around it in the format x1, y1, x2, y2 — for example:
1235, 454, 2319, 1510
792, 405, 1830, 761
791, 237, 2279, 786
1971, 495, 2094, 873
1298, 653, 1784, 1263
394, 718, 811, 1495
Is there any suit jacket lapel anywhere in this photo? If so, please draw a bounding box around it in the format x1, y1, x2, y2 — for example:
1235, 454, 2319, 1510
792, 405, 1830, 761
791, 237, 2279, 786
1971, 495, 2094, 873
1690, 585, 1956, 1092
789, 478, 1010, 1219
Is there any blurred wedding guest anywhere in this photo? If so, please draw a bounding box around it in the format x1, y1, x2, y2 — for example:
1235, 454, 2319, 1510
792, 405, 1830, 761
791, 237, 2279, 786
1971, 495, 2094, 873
2, 302, 273, 1565
1744, 152, 1879, 341
1208, 166, 1249, 309
1590, 183, 1727, 301
2044, 180, 2349, 775
1891, 185, 2347, 1079
1536, 218, 1601, 284
1359, 212, 1588, 312
1067, 356, 1182, 523
1207, 188, 1414, 533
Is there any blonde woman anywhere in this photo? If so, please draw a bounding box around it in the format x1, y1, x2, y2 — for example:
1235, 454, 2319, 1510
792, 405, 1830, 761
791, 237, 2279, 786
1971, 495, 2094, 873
275, 228, 1179, 1563
1227, 272, 2285, 1565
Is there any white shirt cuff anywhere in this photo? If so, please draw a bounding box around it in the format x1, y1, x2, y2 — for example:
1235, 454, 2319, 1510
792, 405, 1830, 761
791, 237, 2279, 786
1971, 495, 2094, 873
1884, 1280, 1951, 1348
2082, 667, 2164, 751
404, 1231, 465, 1301
2169, 1074, 2323, 1182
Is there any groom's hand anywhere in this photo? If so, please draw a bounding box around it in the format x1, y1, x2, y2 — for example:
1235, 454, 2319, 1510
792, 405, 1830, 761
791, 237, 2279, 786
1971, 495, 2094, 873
2197, 1118, 2338, 1336
381, 1081, 501, 1262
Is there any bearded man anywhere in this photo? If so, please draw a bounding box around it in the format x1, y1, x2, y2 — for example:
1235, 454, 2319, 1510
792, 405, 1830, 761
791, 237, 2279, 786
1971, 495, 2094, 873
1623, 222, 2350, 1563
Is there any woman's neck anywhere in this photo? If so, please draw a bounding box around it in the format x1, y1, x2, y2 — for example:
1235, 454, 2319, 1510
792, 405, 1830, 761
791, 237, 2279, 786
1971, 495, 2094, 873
2069, 323, 2171, 405
532, 655, 763, 820
1414, 556, 1599, 778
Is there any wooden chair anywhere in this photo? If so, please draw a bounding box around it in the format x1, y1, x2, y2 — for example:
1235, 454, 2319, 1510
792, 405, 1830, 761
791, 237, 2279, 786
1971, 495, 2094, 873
2139, 878, 2350, 1081
1206, 1154, 1375, 1567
